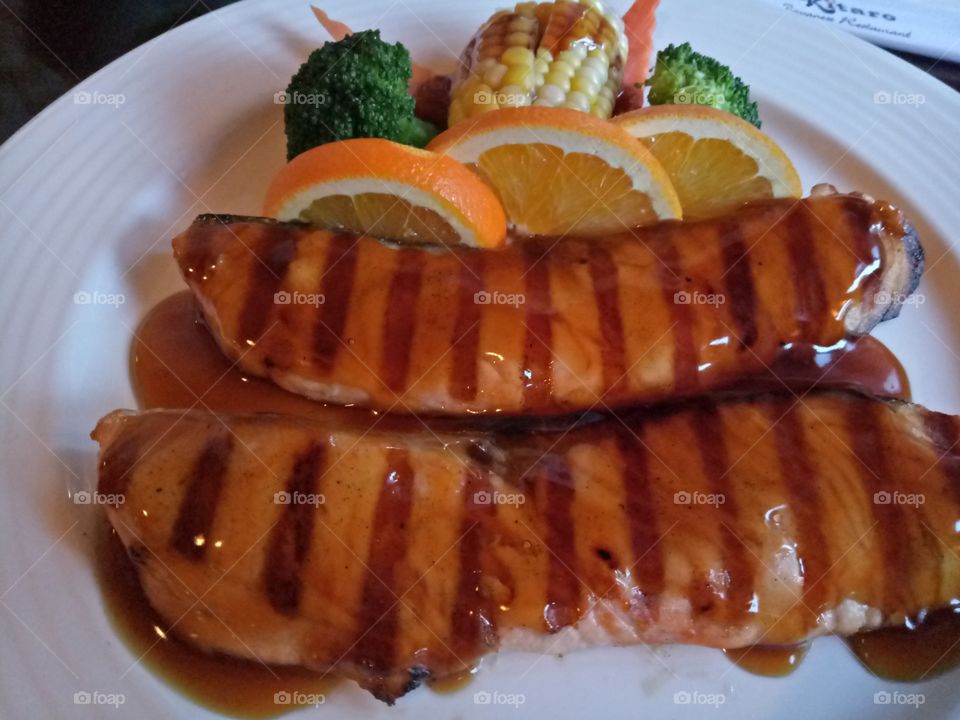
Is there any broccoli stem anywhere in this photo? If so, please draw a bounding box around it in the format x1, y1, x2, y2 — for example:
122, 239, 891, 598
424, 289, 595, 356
397, 116, 439, 148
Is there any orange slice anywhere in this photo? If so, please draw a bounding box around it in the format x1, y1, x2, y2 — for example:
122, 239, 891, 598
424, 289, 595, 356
615, 105, 802, 220
264, 138, 507, 248
426, 106, 681, 237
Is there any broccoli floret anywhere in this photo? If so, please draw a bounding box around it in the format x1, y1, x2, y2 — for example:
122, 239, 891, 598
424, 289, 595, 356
283, 30, 438, 159
646, 42, 761, 128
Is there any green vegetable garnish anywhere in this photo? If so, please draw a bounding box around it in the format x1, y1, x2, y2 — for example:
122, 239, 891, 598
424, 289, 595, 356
646, 42, 761, 128
283, 29, 438, 160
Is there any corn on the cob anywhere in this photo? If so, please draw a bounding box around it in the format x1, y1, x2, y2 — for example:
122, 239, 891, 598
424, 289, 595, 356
448, 0, 627, 126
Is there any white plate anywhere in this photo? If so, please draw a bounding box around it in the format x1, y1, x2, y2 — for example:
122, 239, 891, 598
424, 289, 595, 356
1, 0, 959, 717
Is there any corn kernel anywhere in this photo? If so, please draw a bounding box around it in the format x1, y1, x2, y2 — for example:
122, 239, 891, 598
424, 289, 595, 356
564, 91, 590, 112
557, 49, 583, 67
550, 60, 575, 78
483, 63, 508, 88
570, 73, 600, 97
499, 84, 531, 107
473, 99, 501, 114
515, 2, 537, 16
502, 65, 535, 90
542, 71, 571, 92
508, 15, 536, 33
538, 83, 566, 105
502, 46, 535, 67
535, 48, 554, 63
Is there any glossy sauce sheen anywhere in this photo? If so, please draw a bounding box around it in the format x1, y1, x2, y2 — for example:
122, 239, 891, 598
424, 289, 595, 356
114, 291, 951, 694
95, 522, 336, 718
132, 292, 910, 417
97, 395, 960, 703
172, 195, 915, 414
93, 298, 960, 704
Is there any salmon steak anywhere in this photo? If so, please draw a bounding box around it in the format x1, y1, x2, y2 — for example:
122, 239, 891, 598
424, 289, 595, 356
93, 391, 959, 703
173, 193, 923, 416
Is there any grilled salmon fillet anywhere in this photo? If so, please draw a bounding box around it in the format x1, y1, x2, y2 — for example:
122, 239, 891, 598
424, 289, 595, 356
94, 391, 959, 702
172, 194, 922, 416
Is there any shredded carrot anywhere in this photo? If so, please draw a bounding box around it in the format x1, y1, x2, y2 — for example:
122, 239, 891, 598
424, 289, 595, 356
310, 5, 352, 41
622, 0, 660, 91
309, 5, 433, 93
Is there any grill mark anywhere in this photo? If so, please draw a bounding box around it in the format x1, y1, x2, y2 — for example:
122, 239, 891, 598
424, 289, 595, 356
655, 229, 699, 393
784, 202, 828, 336
589, 245, 627, 400
690, 403, 754, 619
522, 250, 554, 410
351, 449, 416, 676
846, 399, 912, 612
263, 442, 326, 615
99, 431, 146, 498
841, 197, 883, 298
313, 235, 361, 372
380, 250, 426, 393
176, 222, 215, 284
237, 225, 298, 345
170, 433, 233, 560
769, 400, 831, 622
449, 469, 495, 659
718, 219, 758, 349
449, 252, 485, 402
615, 428, 664, 604
923, 413, 960, 508
539, 455, 580, 632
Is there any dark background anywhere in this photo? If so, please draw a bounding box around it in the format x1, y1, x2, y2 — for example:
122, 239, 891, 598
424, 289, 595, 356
1, 0, 958, 144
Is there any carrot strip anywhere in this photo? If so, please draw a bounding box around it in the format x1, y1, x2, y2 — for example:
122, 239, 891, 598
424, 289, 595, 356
622, 0, 660, 88
310, 5, 352, 41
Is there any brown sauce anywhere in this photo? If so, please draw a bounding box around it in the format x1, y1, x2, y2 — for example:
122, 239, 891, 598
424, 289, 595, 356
427, 664, 481, 693
130, 291, 359, 422
846, 607, 960, 681
94, 520, 337, 718
723, 642, 811, 677
732, 337, 910, 401
107, 290, 951, 704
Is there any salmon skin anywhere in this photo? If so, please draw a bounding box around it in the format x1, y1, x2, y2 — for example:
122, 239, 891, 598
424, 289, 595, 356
93, 391, 958, 702
173, 194, 922, 416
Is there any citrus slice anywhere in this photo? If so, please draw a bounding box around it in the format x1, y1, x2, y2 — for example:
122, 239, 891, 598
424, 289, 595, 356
426, 107, 681, 237
264, 138, 507, 248
615, 105, 802, 220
